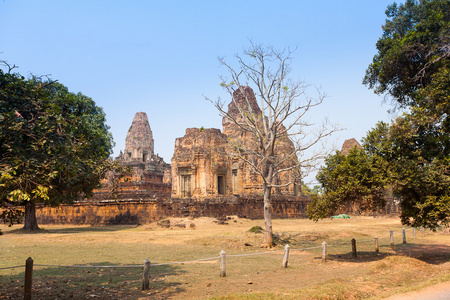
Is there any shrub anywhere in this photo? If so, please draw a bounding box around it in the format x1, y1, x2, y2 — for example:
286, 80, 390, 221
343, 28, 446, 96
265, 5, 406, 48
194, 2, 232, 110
249, 226, 263, 233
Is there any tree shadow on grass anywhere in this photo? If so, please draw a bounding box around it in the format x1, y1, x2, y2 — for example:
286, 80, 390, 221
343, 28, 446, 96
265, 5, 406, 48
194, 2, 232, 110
325, 243, 450, 265
392, 242, 450, 265
325, 251, 390, 263
6, 225, 138, 235
0, 261, 186, 300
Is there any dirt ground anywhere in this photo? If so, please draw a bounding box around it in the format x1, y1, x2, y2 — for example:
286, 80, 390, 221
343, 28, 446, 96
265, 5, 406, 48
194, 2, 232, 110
386, 281, 450, 300
1, 216, 449, 299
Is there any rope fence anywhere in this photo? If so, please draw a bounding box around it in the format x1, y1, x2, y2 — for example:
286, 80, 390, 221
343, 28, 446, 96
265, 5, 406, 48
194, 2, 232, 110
2, 225, 447, 299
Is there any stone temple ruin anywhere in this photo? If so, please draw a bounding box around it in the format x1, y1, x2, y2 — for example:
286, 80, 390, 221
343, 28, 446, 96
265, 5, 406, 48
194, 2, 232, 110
92, 112, 171, 201
36, 88, 311, 225
171, 86, 301, 200
26, 100, 404, 225
94, 88, 302, 202
116, 111, 170, 180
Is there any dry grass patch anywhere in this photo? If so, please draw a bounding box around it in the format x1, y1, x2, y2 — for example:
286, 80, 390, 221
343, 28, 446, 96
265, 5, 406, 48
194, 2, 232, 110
1, 216, 449, 299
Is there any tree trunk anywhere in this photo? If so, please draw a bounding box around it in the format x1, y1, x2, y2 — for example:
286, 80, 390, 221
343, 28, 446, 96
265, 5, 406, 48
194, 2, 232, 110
23, 202, 39, 231
263, 183, 273, 248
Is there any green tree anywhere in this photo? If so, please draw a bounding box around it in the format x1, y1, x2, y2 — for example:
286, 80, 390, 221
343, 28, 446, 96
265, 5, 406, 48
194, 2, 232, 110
300, 182, 321, 196
307, 147, 389, 221
309, 117, 450, 227
363, 0, 450, 107
0, 63, 114, 230
364, 119, 450, 228
363, 0, 450, 159
361, 0, 450, 227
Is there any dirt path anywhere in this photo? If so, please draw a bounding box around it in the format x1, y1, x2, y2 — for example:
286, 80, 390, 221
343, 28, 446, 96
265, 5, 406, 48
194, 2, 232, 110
387, 281, 450, 300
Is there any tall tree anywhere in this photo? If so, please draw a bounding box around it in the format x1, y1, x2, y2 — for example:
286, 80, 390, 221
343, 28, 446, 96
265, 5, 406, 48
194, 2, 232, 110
0, 62, 114, 230
207, 43, 338, 247
362, 0, 450, 227
310, 0, 450, 227
364, 119, 450, 228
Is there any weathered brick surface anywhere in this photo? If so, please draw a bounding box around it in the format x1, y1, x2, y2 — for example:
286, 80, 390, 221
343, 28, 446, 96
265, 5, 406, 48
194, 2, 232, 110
34, 197, 311, 225
171, 87, 301, 199
341, 138, 362, 156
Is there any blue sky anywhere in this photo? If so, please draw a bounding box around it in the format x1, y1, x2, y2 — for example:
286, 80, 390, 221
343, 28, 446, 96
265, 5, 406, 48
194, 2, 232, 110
1, 0, 402, 184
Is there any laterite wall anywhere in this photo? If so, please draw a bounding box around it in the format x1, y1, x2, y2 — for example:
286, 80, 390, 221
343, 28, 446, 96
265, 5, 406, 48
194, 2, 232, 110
35, 197, 311, 225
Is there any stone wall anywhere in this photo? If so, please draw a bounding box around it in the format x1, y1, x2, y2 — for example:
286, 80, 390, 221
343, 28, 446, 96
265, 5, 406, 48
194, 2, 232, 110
171, 128, 232, 199
33, 197, 311, 225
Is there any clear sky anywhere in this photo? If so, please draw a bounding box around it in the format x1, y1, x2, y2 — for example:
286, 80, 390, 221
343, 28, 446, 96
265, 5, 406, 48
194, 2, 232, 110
1, 0, 402, 184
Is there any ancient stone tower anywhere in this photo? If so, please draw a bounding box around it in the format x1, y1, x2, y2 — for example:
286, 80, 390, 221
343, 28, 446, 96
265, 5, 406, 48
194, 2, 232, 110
92, 112, 171, 201
171, 86, 301, 200
115, 111, 170, 182
123, 112, 155, 163
341, 138, 362, 156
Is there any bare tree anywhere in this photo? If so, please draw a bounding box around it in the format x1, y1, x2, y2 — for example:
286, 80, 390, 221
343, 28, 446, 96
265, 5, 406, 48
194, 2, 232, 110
206, 43, 339, 247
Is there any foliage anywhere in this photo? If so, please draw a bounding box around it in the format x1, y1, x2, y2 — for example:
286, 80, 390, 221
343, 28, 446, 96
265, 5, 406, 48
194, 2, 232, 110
348, 0, 450, 228
363, 119, 450, 228
307, 147, 389, 222
249, 225, 263, 233
363, 0, 450, 108
0, 63, 114, 228
310, 116, 450, 227
301, 182, 322, 196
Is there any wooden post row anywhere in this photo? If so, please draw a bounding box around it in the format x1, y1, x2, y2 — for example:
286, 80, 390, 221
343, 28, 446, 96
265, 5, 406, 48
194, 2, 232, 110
322, 241, 327, 262
351, 238, 357, 258
24, 257, 33, 300
282, 244, 290, 268
390, 230, 394, 248
220, 250, 226, 277
402, 228, 407, 244
142, 258, 150, 290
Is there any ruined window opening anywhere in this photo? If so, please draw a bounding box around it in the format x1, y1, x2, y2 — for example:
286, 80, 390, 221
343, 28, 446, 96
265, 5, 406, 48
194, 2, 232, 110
143, 152, 148, 162
232, 169, 238, 195
180, 175, 191, 198
217, 175, 225, 195
127, 152, 131, 160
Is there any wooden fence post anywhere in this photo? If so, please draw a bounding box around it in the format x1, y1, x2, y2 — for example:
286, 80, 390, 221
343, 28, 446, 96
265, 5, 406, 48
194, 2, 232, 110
24, 257, 33, 300
402, 228, 407, 244
351, 238, 357, 258
390, 230, 394, 248
219, 250, 226, 277
413, 228, 416, 239
142, 258, 150, 290
322, 241, 327, 262
374, 237, 379, 253
282, 244, 290, 268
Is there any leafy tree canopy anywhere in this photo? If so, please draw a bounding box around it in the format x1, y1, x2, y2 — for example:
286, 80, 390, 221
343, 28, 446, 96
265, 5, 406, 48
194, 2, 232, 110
307, 147, 389, 222
363, 119, 450, 228
309, 116, 450, 228
309, 0, 450, 227
363, 0, 450, 108
0, 64, 114, 229
363, 0, 450, 227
